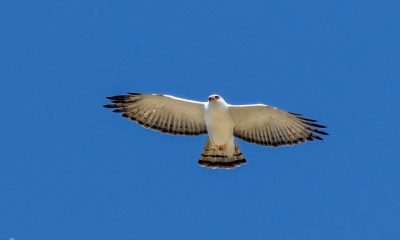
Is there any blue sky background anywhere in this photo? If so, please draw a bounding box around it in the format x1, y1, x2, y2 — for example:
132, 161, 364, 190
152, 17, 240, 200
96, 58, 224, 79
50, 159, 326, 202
1, 0, 399, 239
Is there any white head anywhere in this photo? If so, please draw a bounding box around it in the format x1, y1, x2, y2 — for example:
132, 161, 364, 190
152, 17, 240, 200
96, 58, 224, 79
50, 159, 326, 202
207, 94, 226, 105
208, 94, 220, 102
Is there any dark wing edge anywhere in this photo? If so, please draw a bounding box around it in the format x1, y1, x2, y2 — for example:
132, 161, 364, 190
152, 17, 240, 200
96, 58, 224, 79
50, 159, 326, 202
285, 112, 328, 143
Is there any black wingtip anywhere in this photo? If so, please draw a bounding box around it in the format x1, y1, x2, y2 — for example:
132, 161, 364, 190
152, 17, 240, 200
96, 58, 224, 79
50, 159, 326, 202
314, 129, 329, 135
313, 135, 323, 140
127, 92, 142, 96
107, 95, 127, 100
289, 112, 302, 116
103, 104, 116, 108
298, 117, 318, 123
307, 127, 329, 136
309, 122, 327, 128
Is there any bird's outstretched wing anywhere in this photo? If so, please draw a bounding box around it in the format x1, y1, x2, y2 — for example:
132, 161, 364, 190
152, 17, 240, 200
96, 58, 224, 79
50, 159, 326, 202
228, 104, 328, 146
104, 93, 207, 135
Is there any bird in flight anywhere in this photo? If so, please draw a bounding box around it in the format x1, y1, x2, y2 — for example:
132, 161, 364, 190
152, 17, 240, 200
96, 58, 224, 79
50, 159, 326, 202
104, 93, 328, 169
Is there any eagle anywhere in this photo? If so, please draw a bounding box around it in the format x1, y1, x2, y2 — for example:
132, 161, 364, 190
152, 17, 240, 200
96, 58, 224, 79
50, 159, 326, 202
104, 93, 328, 169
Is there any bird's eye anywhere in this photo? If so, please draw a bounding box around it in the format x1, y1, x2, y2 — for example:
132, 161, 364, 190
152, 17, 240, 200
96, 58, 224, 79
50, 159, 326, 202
208, 97, 212, 101
215, 96, 220, 100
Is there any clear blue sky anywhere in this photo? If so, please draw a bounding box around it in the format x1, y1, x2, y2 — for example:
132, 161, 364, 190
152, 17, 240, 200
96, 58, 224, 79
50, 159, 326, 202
1, 0, 399, 239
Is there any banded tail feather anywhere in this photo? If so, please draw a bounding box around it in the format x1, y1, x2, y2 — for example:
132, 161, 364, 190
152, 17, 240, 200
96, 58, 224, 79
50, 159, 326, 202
198, 138, 246, 169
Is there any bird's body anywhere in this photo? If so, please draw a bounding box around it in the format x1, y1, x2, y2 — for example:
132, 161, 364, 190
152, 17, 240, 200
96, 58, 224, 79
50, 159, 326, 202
205, 97, 234, 149
104, 93, 328, 169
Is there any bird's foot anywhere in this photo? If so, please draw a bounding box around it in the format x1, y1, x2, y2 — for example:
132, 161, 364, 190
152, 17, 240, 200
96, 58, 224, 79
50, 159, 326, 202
216, 144, 226, 151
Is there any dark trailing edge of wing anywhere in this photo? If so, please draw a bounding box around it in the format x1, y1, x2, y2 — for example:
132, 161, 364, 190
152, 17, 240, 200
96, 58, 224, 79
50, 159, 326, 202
235, 134, 308, 147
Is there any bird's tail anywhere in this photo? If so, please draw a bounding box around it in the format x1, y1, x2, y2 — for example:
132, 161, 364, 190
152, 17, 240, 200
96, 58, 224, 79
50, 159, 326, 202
198, 138, 246, 169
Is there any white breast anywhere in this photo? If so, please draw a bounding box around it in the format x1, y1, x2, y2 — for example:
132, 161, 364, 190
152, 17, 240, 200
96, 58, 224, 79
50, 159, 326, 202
204, 101, 235, 146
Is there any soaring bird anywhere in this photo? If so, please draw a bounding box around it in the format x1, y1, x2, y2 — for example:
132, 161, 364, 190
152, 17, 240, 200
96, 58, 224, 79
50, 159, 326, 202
104, 93, 328, 169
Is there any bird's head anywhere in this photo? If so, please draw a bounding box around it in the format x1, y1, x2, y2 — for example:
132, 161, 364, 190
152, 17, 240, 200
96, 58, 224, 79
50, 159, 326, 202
208, 94, 222, 103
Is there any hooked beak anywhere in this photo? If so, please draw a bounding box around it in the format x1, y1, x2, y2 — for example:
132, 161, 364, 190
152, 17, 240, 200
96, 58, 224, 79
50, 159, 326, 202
208, 96, 216, 102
